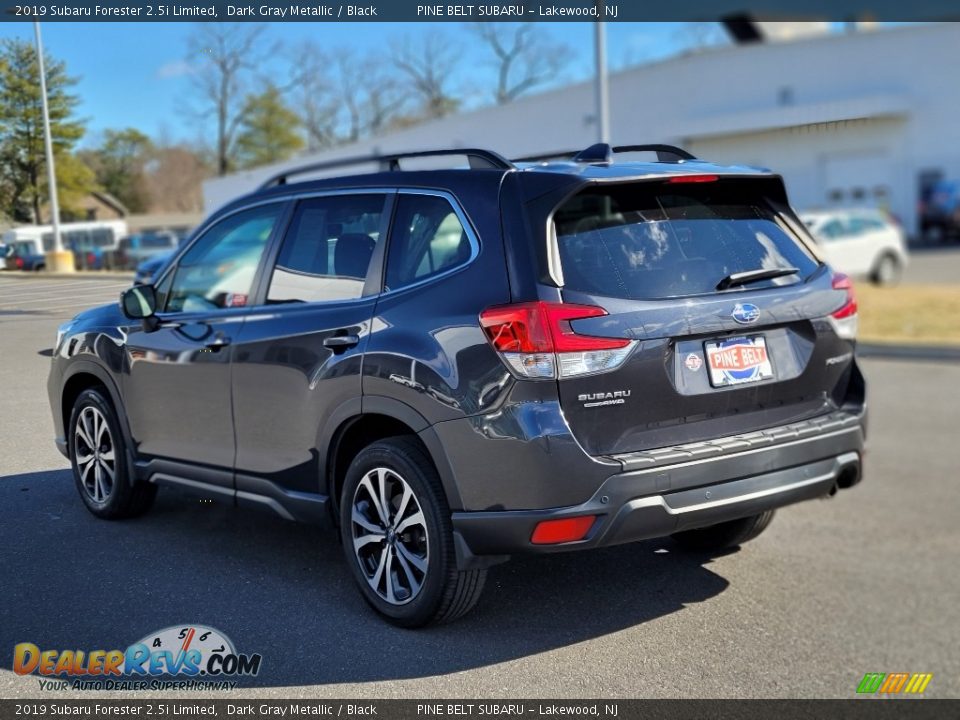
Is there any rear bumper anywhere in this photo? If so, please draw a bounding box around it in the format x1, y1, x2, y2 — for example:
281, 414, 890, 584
452, 415, 864, 559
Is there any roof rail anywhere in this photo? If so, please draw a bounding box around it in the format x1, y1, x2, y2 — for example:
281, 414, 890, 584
513, 143, 696, 165
612, 144, 697, 161
512, 150, 577, 163
258, 148, 514, 190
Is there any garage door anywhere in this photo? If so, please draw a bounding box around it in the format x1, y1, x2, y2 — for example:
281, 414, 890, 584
821, 152, 894, 208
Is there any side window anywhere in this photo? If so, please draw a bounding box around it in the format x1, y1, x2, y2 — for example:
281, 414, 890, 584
847, 218, 868, 235
165, 204, 282, 313
820, 220, 845, 241
267, 194, 385, 304
385, 194, 473, 291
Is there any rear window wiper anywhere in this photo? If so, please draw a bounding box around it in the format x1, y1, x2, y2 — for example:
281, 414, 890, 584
716, 267, 799, 291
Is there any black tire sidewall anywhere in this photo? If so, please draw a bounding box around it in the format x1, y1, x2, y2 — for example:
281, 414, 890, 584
873, 253, 901, 286
339, 440, 453, 627
68, 388, 130, 517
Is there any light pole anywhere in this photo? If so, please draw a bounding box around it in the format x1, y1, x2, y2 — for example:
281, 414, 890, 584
34, 21, 74, 273
593, 13, 610, 144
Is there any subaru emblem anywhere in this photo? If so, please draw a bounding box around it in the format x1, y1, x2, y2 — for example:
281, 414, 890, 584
731, 303, 760, 324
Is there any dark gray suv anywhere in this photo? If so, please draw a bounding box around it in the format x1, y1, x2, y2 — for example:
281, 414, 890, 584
47, 144, 866, 626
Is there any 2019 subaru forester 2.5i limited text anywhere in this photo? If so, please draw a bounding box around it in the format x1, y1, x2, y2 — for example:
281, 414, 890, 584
48, 144, 866, 626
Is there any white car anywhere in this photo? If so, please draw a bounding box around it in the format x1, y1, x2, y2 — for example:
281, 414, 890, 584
801, 208, 908, 285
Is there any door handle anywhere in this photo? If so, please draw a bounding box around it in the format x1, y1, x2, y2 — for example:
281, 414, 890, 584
324, 334, 360, 350
205, 332, 231, 350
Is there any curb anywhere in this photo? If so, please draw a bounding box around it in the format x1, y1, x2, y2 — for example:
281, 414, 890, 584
0, 271, 134, 280
858, 343, 960, 362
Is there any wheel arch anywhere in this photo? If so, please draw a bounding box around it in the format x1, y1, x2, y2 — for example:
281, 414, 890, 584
323, 396, 464, 524
61, 360, 137, 486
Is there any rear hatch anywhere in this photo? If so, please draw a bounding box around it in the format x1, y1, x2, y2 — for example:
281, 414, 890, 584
547, 175, 859, 456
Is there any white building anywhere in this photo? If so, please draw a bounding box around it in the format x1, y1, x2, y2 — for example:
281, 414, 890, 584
204, 22, 960, 236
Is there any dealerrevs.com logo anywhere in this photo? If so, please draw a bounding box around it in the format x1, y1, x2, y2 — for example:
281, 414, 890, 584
14, 625, 262, 691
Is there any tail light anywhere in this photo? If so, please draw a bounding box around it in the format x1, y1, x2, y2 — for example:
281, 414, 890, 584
829, 273, 858, 340
479, 301, 635, 379
15, 257, 23, 269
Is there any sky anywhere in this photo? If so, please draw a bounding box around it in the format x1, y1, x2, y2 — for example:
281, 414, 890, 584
0, 22, 729, 149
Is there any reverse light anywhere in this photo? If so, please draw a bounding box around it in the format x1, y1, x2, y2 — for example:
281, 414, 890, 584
829, 272, 858, 340
531, 516, 596, 545
479, 301, 634, 379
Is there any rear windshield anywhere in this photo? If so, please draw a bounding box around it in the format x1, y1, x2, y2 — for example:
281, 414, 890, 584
553, 181, 819, 300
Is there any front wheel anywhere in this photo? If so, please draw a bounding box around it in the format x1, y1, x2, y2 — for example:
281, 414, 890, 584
339, 437, 486, 627
671, 510, 776, 552
69, 388, 157, 519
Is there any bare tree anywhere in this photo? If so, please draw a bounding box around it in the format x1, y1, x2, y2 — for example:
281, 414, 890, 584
144, 145, 210, 213
391, 32, 461, 119
287, 41, 341, 151
472, 24, 570, 105
187, 23, 269, 175
354, 52, 408, 137
288, 42, 410, 148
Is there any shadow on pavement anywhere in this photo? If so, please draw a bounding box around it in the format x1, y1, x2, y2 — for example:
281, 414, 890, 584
0, 468, 730, 687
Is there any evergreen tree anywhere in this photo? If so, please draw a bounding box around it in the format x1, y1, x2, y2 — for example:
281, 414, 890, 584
0, 38, 89, 222
234, 83, 304, 169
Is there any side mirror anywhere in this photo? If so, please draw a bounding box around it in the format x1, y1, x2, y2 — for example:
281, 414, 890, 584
120, 284, 157, 319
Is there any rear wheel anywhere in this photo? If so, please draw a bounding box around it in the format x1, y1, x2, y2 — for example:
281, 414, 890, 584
339, 437, 486, 627
69, 388, 156, 519
671, 510, 775, 552
871, 253, 901, 286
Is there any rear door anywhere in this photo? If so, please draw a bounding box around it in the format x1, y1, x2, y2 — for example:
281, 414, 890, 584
229, 192, 389, 500
549, 177, 858, 456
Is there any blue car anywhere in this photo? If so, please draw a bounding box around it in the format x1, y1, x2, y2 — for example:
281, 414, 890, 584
921, 179, 960, 241
133, 249, 176, 285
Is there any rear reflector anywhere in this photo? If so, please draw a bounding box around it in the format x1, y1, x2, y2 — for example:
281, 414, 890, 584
480, 301, 634, 379
666, 174, 718, 184
531, 516, 596, 545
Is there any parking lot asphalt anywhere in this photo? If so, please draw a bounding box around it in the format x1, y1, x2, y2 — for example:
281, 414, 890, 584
0, 276, 958, 699
902, 245, 960, 285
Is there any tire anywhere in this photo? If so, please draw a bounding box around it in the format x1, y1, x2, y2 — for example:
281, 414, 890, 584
671, 510, 775, 553
870, 253, 902, 286
68, 388, 157, 520
339, 437, 486, 627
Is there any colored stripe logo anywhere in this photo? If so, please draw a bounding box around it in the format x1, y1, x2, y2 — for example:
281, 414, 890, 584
857, 672, 933, 694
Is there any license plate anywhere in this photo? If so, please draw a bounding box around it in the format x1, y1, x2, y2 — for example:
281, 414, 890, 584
705, 335, 774, 387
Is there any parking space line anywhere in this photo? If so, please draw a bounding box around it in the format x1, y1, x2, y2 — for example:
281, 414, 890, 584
1, 294, 124, 308
0, 289, 119, 301
0, 281, 129, 296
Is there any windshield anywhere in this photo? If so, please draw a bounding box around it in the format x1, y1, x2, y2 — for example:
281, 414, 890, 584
553, 181, 819, 300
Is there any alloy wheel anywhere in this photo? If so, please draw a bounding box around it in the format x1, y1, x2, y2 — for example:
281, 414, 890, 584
74, 406, 116, 504
350, 467, 429, 605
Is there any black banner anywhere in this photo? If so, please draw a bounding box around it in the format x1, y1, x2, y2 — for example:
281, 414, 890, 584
1, 0, 960, 22
1, 700, 959, 720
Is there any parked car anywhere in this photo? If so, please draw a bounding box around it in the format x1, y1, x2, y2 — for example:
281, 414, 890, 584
4, 239, 46, 271
117, 231, 181, 270
133, 249, 176, 285
920, 179, 960, 242
48, 144, 865, 627
801, 207, 908, 285
2, 220, 127, 271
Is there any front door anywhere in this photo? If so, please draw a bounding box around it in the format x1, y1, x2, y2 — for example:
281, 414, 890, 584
122, 202, 287, 490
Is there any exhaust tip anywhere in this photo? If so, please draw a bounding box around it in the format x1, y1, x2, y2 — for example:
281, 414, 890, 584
836, 463, 861, 489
